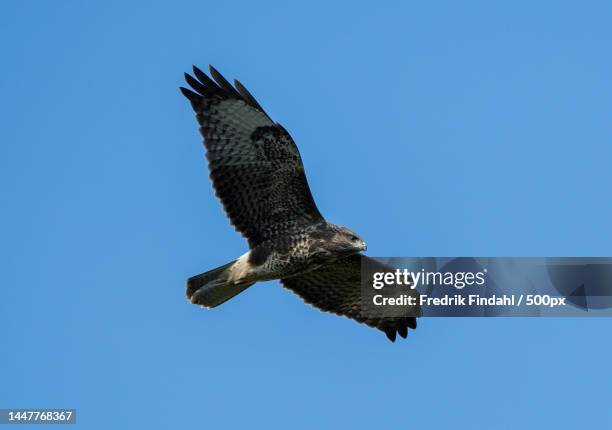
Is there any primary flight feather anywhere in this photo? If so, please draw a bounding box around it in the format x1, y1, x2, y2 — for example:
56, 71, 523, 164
181, 65, 418, 342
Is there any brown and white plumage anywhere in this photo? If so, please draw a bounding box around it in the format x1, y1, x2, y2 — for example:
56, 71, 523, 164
181, 66, 419, 342
281, 254, 419, 342
181, 66, 322, 248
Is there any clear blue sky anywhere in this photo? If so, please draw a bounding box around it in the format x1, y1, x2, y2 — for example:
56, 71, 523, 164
1, 1, 611, 428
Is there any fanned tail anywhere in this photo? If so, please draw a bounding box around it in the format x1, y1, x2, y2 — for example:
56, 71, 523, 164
187, 260, 255, 308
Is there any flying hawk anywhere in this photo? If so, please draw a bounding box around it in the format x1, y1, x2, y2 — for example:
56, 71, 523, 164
180, 66, 419, 341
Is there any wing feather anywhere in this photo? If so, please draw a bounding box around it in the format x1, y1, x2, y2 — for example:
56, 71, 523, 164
209, 65, 243, 98
281, 255, 420, 342
193, 65, 219, 89
234, 79, 269, 118
181, 66, 324, 247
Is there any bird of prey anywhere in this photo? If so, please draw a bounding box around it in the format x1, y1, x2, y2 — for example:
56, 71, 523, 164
180, 66, 419, 341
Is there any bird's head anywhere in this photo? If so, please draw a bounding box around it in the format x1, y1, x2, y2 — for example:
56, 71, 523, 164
331, 225, 367, 254
308, 224, 367, 264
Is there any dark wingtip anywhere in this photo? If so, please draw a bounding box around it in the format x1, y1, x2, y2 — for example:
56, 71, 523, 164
184, 72, 206, 94
398, 326, 408, 339
208, 65, 241, 97
179, 86, 201, 104
208, 66, 224, 86
193, 65, 206, 77
208, 64, 222, 77
384, 328, 397, 342
234, 79, 268, 115
185, 64, 272, 119
407, 318, 417, 330
193, 65, 216, 88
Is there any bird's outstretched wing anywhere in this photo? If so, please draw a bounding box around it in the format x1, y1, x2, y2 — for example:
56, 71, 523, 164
180, 66, 323, 248
281, 255, 421, 342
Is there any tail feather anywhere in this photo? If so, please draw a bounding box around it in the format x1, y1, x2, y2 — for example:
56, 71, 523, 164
187, 260, 255, 308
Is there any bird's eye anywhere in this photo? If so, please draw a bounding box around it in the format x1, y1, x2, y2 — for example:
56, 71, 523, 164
350, 235, 359, 241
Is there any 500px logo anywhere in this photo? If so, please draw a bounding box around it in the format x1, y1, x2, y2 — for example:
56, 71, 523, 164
372, 268, 487, 290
